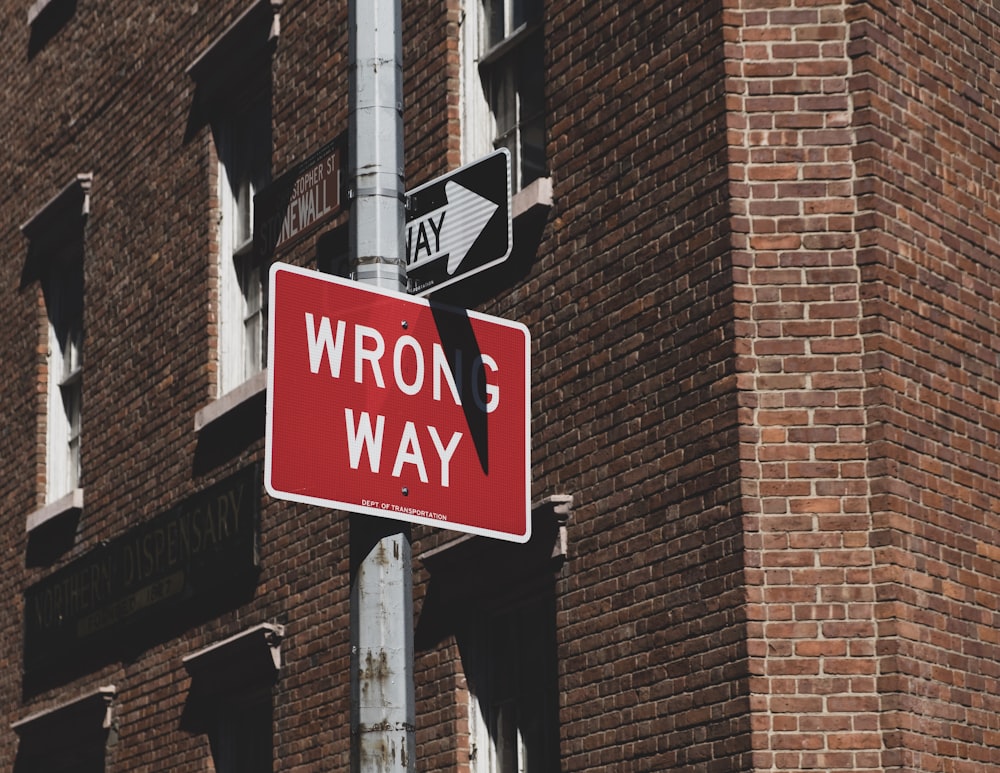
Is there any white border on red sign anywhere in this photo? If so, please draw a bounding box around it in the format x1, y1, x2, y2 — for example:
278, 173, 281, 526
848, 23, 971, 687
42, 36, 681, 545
264, 262, 532, 543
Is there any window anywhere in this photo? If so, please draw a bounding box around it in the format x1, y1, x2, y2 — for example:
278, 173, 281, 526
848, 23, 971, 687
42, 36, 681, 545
43, 250, 83, 503
462, 0, 546, 191
210, 691, 273, 773
462, 595, 560, 773
11, 685, 115, 773
21, 174, 90, 513
419, 495, 570, 773
214, 95, 271, 396
414, 494, 573, 773
183, 623, 283, 773
187, 1, 279, 403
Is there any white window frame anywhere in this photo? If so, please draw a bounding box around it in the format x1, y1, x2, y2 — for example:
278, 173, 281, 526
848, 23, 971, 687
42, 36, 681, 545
45, 264, 83, 503
461, 0, 546, 191
215, 98, 270, 397
187, 1, 281, 429
21, 174, 91, 517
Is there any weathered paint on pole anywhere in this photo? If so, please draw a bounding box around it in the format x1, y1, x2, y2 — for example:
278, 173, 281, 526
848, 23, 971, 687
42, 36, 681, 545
348, 0, 406, 294
347, 0, 416, 770
349, 518, 415, 772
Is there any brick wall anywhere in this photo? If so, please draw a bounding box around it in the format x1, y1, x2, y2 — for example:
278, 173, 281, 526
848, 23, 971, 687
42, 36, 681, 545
851, 0, 1000, 770
2, 0, 1000, 771
727, 0, 882, 769
0, 2, 357, 770
534, 0, 753, 769
730, 0, 1000, 770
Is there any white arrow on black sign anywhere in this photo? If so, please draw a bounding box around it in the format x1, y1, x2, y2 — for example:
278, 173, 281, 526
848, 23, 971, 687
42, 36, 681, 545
406, 182, 500, 275
404, 149, 512, 296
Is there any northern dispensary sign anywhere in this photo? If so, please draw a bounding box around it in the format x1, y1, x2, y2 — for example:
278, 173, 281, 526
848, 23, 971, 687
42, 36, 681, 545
265, 263, 530, 542
405, 149, 512, 296
24, 465, 260, 675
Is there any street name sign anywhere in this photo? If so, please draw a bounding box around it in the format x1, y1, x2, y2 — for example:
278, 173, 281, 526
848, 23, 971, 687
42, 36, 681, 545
265, 263, 531, 543
254, 139, 344, 258
405, 149, 512, 296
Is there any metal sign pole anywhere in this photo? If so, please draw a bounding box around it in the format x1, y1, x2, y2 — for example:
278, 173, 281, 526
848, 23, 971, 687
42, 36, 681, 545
347, 0, 415, 770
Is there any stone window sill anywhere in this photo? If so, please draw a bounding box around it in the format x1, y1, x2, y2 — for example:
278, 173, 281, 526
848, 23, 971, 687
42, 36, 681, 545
512, 176, 552, 220
194, 370, 268, 433
26, 488, 83, 533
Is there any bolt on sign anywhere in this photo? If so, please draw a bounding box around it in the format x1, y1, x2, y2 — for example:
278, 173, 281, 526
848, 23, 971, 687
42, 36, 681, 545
265, 263, 531, 542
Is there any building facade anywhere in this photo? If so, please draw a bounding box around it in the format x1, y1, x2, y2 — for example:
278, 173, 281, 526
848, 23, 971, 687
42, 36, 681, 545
2, 0, 1000, 771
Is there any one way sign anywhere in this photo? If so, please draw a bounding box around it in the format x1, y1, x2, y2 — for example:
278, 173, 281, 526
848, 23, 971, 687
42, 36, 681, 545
405, 149, 512, 296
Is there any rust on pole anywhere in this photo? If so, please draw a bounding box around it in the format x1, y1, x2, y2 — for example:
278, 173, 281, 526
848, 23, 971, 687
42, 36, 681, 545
347, 0, 416, 770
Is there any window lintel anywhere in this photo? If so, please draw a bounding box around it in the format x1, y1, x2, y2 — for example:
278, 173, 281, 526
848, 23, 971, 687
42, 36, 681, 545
11, 685, 116, 736
186, 0, 282, 84
20, 173, 92, 241
184, 622, 286, 684
419, 494, 572, 569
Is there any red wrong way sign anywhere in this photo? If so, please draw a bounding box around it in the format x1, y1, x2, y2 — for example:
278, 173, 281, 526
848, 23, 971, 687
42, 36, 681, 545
265, 263, 531, 543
